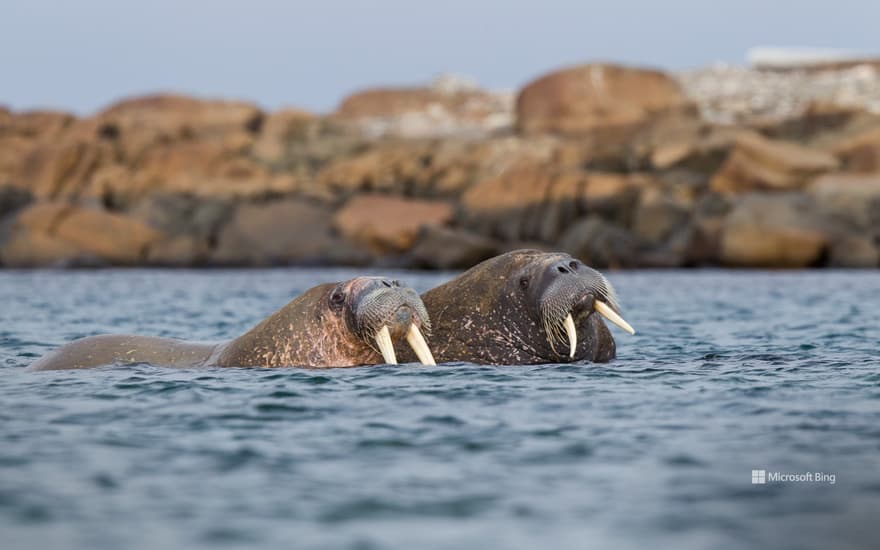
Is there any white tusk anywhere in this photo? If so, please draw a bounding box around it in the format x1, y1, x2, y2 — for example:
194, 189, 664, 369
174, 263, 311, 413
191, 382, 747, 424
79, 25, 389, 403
595, 300, 636, 335
406, 324, 436, 366
374, 325, 398, 365
564, 313, 577, 359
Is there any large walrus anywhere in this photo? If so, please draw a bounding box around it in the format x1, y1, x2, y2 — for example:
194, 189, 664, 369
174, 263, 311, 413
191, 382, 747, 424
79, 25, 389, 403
29, 277, 436, 370
402, 250, 635, 365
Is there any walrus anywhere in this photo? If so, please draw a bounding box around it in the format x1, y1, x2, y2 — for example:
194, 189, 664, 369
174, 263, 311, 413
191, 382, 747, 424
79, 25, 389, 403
29, 277, 436, 371
401, 250, 635, 365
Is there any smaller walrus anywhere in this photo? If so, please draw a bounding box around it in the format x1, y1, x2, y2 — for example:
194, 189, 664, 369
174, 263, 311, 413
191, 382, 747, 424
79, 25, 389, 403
29, 277, 435, 370
401, 250, 634, 365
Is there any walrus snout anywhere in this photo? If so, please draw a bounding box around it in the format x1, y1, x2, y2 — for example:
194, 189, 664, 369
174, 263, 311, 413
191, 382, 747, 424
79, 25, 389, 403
350, 278, 436, 366
537, 256, 635, 359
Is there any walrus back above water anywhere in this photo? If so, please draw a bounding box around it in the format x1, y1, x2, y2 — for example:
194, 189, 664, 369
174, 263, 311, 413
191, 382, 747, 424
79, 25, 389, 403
29, 277, 436, 370
401, 250, 635, 365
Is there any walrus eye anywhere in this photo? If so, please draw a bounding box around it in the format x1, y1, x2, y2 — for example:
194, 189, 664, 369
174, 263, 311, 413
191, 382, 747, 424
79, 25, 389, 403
519, 277, 529, 291
329, 288, 346, 309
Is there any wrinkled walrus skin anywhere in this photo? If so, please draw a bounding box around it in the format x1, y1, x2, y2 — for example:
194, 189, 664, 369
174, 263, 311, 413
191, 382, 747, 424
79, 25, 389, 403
402, 250, 629, 365
29, 277, 433, 370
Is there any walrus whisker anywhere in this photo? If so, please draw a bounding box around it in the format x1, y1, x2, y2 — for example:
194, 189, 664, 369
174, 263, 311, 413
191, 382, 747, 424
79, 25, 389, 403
595, 301, 636, 335
406, 324, 436, 365
374, 325, 398, 365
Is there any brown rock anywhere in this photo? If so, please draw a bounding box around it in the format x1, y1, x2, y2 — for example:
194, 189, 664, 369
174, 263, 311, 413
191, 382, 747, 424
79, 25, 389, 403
409, 225, 499, 269
252, 108, 316, 163
316, 142, 432, 196
332, 195, 455, 255
720, 193, 829, 267
0, 204, 62, 270
213, 199, 361, 265
337, 78, 512, 138
632, 186, 692, 244
97, 94, 263, 140
461, 164, 650, 243
0, 202, 161, 266
14, 138, 116, 200
0, 229, 87, 267
89, 139, 271, 206
53, 206, 163, 264
578, 172, 649, 226
0, 136, 37, 184
516, 63, 687, 137
460, 160, 556, 241
0, 110, 74, 139
650, 125, 743, 172
711, 132, 839, 193
832, 127, 880, 172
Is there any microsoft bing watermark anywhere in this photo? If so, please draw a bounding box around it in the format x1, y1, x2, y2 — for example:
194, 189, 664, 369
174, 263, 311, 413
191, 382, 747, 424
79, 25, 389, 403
751, 469, 836, 485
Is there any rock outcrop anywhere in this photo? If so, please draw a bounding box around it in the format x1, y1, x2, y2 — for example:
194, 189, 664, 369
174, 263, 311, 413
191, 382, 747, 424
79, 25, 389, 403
2, 61, 880, 269
516, 64, 688, 137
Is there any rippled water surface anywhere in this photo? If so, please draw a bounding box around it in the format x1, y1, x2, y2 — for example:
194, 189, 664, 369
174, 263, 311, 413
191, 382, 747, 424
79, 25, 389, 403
1, 268, 879, 550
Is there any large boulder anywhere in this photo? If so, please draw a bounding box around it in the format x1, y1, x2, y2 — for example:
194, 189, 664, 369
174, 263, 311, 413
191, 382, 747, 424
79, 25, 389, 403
807, 173, 880, 267
516, 63, 687, 137
337, 75, 513, 138
0, 202, 162, 266
212, 199, 363, 266
332, 195, 454, 255
720, 193, 829, 267
460, 162, 650, 243
460, 160, 559, 241
96, 94, 263, 141
711, 132, 839, 193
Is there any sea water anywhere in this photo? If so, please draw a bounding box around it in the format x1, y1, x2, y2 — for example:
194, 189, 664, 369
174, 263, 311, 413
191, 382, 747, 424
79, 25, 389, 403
1, 268, 878, 549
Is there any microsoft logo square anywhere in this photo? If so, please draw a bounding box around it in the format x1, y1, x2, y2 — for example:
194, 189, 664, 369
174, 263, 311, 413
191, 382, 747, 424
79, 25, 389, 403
752, 469, 766, 484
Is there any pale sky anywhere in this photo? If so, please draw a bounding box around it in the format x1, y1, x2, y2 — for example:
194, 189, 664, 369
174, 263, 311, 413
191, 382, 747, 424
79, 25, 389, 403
1, 0, 878, 115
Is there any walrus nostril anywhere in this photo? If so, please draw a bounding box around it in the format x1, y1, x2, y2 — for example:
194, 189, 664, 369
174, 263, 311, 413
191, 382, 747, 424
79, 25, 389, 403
395, 306, 413, 325
569, 260, 579, 270
557, 265, 569, 274
382, 280, 393, 288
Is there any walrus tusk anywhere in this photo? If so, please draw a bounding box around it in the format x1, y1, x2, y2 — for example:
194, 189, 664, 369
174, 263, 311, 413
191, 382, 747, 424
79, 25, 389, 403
595, 301, 636, 335
564, 313, 577, 359
375, 325, 398, 365
406, 324, 436, 365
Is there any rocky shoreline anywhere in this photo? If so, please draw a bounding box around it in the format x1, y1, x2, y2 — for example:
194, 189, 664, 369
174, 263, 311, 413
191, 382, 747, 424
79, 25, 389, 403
2, 61, 880, 269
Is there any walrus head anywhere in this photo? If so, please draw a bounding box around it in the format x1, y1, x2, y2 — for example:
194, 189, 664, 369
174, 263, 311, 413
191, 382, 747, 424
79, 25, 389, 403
335, 277, 435, 365
418, 250, 634, 364
216, 276, 435, 367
